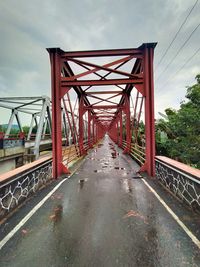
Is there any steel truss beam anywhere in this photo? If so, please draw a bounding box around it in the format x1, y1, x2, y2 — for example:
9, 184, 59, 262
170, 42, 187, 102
0, 96, 52, 159
47, 43, 157, 178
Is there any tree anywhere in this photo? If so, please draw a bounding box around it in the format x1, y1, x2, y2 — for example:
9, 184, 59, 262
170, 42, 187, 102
22, 126, 30, 134
156, 74, 200, 168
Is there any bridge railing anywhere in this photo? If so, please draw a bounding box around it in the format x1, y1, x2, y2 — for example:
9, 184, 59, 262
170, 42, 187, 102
0, 157, 52, 220
130, 143, 145, 165
62, 144, 80, 166
121, 140, 145, 165
83, 138, 93, 151
62, 138, 94, 166
156, 156, 200, 212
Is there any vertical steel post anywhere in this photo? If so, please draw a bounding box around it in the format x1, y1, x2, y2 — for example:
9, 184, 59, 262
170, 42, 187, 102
92, 116, 95, 145
123, 94, 131, 153
79, 96, 86, 155
96, 122, 98, 143
115, 120, 118, 143
15, 112, 23, 133
119, 110, 123, 147
88, 110, 92, 148
42, 116, 48, 139
5, 111, 15, 138
27, 114, 35, 141
48, 48, 69, 178
116, 117, 119, 145
95, 120, 97, 143
143, 45, 155, 176
46, 105, 52, 135
34, 97, 49, 159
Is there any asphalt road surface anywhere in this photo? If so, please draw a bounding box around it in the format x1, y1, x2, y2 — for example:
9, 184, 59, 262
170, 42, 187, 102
0, 136, 200, 267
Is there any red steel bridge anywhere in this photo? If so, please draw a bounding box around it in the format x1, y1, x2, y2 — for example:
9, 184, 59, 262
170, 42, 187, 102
0, 44, 200, 267
48, 43, 155, 178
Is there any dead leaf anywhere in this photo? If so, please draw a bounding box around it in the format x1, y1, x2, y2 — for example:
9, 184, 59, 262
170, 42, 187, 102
123, 210, 139, 218
123, 210, 148, 224
54, 207, 61, 212
21, 229, 28, 235
49, 214, 56, 220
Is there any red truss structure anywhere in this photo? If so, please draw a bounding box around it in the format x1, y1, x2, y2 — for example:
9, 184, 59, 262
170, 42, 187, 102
47, 43, 157, 178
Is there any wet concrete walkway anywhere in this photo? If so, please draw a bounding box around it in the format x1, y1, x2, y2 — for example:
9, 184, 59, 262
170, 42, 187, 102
0, 136, 200, 266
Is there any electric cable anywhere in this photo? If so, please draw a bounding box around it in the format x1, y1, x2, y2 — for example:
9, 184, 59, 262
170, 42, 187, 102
157, 21, 200, 81
156, 0, 199, 69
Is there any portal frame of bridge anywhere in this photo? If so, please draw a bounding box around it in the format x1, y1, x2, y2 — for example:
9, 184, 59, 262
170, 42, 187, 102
47, 43, 157, 178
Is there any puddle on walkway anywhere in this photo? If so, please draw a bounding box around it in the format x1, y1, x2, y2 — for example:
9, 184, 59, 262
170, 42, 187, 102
132, 175, 142, 179
108, 142, 119, 159
78, 178, 88, 189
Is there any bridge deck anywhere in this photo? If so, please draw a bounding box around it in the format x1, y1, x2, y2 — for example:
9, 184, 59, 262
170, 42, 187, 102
0, 136, 200, 266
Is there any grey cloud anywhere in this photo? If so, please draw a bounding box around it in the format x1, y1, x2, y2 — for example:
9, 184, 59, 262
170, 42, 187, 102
0, 0, 199, 119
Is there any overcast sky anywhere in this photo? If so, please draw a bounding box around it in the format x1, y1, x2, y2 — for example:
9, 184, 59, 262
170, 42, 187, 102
0, 0, 199, 123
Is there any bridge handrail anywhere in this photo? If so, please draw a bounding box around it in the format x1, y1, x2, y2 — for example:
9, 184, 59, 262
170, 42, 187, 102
121, 140, 145, 166
156, 156, 200, 180
0, 156, 52, 220
155, 156, 200, 212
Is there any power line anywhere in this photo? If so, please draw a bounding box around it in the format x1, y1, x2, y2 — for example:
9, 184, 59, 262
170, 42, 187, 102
157, 21, 200, 81
157, 46, 200, 93
156, 0, 199, 69
173, 47, 200, 76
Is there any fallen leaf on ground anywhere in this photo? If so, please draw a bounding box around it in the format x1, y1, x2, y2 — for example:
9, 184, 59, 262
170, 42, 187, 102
54, 207, 62, 212
49, 214, 56, 220
21, 229, 28, 235
123, 210, 148, 224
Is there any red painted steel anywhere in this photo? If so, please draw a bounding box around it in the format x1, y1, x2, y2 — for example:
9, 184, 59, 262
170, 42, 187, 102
47, 43, 157, 178
61, 48, 142, 57
48, 49, 70, 178
61, 78, 143, 87
79, 96, 86, 155
142, 45, 156, 176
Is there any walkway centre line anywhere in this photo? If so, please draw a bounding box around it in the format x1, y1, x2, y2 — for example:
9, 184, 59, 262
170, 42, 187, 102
142, 178, 200, 250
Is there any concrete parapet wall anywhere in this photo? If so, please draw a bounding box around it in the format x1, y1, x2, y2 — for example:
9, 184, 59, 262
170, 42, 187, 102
0, 156, 52, 220
0, 146, 25, 158
156, 156, 200, 212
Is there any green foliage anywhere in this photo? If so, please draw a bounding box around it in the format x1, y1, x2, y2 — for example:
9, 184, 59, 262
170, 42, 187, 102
156, 74, 200, 168
22, 126, 30, 134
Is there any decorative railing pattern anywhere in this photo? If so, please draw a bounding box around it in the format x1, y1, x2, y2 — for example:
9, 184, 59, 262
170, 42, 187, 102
156, 156, 200, 212
0, 158, 52, 220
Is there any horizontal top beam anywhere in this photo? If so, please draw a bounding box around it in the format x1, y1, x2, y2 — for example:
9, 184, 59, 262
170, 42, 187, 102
47, 43, 157, 58
85, 91, 122, 95
62, 49, 141, 58
97, 115, 115, 118
86, 105, 119, 110
0, 96, 47, 101
61, 78, 143, 87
